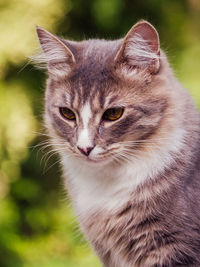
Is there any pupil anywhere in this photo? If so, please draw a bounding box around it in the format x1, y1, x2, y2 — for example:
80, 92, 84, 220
110, 109, 119, 116
102, 107, 123, 121
60, 107, 75, 120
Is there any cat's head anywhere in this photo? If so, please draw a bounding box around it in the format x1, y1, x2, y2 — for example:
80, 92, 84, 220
36, 21, 171, 165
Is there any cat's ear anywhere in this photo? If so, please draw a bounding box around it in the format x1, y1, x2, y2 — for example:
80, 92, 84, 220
35, 26, 75, 76
115, 20, 160, 74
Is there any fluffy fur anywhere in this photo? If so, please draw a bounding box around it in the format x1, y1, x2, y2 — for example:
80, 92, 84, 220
35, 20, 200, 266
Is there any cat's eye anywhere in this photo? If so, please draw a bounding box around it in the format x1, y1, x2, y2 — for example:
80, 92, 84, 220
102, 107, 124, 121
59, 107, 76, 120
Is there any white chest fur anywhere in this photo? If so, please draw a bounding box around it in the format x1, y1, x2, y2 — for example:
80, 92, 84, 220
61, 127, 185, 216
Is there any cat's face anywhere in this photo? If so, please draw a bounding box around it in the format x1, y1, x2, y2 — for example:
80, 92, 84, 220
37, 21, 169, 165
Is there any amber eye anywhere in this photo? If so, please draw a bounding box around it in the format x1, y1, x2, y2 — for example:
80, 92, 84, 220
102, 107, 124, 121
59, 107, 76, 120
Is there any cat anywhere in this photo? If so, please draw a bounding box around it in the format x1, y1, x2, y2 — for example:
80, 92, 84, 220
35, 20, 200, 266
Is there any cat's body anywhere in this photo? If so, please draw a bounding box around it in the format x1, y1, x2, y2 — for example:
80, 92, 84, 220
36, 21, 200, 266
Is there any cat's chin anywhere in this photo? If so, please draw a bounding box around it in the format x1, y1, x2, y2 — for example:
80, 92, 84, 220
77, 154, 113, 167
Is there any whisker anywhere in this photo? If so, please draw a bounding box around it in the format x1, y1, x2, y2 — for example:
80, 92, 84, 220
122, 144, 161, 151
119, 141, 164, 146
118, 153, 134, 163
30, 140, 51, 151
43, 151, 58, 169
119, 137, 169, 144
43, 158, 62, 174
110, 153, 123, 164
42, 147, 72, 169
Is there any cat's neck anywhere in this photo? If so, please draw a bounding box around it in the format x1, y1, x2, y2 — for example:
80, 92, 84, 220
61, 125, 186, 216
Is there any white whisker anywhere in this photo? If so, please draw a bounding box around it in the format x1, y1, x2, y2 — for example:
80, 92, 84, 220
43, 158, 62, 174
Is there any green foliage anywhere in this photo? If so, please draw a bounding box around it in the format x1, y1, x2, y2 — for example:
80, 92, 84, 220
0, 0, 200, 266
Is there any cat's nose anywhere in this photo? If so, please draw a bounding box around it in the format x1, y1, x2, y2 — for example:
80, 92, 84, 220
77, 146, 94, 156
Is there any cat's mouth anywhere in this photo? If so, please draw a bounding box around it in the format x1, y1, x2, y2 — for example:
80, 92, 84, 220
78, 154, 108, 164
87, 157, 105, 164
76, 146, 121, 165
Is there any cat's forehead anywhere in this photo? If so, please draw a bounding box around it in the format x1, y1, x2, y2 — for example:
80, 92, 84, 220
64, 81, 123, 111
50, 68, 142, 111
48, 69, 125, 111
69, 39, 121, 84
64, 40, 123, 108
48, 39, 147, 109
79, 39, 122, 62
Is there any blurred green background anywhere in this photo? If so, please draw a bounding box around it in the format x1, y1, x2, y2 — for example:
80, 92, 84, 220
0, 0, 200, 266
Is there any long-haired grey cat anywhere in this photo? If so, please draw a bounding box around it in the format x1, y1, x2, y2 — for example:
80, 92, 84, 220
35, 20, 200, 266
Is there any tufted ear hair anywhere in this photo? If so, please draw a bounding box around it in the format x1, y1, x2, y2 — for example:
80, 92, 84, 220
34, 26, 75, 76
115, 20, 160, 74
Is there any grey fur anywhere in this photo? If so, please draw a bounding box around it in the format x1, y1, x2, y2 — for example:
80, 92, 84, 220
36, 20, 200, 266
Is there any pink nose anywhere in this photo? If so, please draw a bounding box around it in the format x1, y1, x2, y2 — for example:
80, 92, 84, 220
77, 146, 94, 156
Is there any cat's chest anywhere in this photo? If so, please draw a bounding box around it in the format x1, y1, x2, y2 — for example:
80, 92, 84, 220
62, 160, 134, 214
60, 127, 185, 215
61, 155, 158, 216
80, 201, 164, 267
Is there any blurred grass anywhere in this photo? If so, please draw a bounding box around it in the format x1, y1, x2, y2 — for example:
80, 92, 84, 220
0, 0, 200, 266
